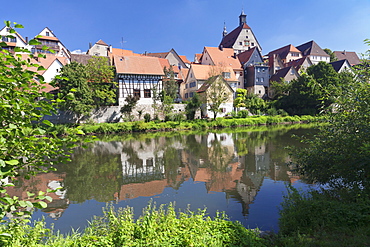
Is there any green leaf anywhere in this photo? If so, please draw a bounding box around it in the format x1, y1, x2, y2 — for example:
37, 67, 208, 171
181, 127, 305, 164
42, 120, 53, 127
18, 201, 27, 207
28, 39, 41, 45
37, 201, 48, 208
5, 160, 19, 166
27, 192, 35, 197
14, 24, 24, 28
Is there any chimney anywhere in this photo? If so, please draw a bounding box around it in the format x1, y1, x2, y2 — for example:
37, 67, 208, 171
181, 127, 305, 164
25, 37, 28, 43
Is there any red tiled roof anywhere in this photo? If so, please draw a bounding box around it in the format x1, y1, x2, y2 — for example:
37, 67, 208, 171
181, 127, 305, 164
37, 35, 59, 41
96, 39, 108, 46
204, 46, 242, 70
114, 55, 165, 75
146, 52, 169, 58
268, 44, 300, 59
179, 55, 190, 64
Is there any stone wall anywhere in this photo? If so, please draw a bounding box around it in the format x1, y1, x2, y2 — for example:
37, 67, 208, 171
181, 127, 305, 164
44, 103, 193, 124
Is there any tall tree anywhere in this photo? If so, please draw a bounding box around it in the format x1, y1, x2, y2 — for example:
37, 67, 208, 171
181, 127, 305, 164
163, 66, 178, 100
203, 75, 230, 120
54, 57, 116, 120
0, 22, 76, 219
324, 48, 337, 62
120, 95, 139, 121
185, 92, 201, 120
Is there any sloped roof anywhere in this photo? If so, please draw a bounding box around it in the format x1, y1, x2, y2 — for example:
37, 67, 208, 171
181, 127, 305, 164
204, 46, 242, 70
237, 47, 258, 65
296, 40, 329, 57
146, 52, 169, 58
190, 64, 237, 81
194, 53, 202, 63
333, 51, 360, 66
219, 23, 251, 48
330, 59, 350, 72
0, 26, 28, 44
114, 55, 165, 75
179, 55, 191, 64
96, 39, 108, 46
178, 68, 189, 80
284, 56, 312, 71
268, 44, 300, 59
270, 66, 294, 82
71, 54, 96, 65
37, 36, 59, 41
197, 75, 234, 93
21, 54, 68, 75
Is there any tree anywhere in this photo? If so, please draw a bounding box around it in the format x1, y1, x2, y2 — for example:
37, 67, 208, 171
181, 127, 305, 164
120, 95, 139, 121
234, 88, 266, 115
324, 48, 337, 62
185, 92, 201, 120
273, 62, 341, 115
203, 75, 230, 120
291, 40, 370, 193
163, 66, 178, 100
0, 21, 76, 219
54, 57, 116, 120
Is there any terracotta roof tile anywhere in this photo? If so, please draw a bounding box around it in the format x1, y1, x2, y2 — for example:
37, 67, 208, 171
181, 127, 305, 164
37, 35, 59, 41
190, 64, 237, 81
114, 55, 165, 75
179, 55, 191, 64
146, 52, 169, 58
96, 39, 108, 46
204, 46, 242, 70
268, 44, 300, 59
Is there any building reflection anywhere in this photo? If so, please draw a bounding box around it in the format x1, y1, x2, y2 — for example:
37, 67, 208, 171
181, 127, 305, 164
7, 128, 302, 220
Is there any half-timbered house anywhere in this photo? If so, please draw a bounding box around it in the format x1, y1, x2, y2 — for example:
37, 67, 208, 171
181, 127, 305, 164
113, 55, 164, 106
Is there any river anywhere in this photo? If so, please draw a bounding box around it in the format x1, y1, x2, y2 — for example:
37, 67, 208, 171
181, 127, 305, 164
8, 125, 316, 233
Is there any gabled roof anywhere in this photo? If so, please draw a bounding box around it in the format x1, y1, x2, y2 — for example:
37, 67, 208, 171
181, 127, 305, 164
330, 59, 351, 72
237, 47, 261, 65
197, 75, 234, 93
268, 44, 300, 59
146, 52, 169, 58
194, 53, 202, 63
270, 66, 296, 82
114, 55, 165, 75
219, 24, 250, 48
296, 40, 329, 57
284, 56, 312, 71
203, 46, 242, 70
0, 26, 28, 44
96, 39, 108, 46
21, 54, 68, 75
179, 55, 190, 64
333, 51, 360, 66
189, 64, 237, 81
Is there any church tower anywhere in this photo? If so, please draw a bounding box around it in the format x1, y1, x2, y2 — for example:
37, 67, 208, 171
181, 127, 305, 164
219, 10, 262, 54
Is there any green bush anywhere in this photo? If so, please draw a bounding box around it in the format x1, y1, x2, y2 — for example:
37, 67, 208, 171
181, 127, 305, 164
144, 113, 151, 123
0, 204, 268, 247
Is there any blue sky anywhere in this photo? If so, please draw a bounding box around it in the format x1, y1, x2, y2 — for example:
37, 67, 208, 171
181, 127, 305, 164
4, 0, 370, 60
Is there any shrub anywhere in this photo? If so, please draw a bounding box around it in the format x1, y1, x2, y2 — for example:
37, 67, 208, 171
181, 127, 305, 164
144, 113, 151, 123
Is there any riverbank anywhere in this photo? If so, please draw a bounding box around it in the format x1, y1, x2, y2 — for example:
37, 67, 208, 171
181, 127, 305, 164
48, 115, 322, 135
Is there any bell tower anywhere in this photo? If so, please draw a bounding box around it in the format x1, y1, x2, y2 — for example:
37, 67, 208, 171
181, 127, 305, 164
239, 9, 247, 26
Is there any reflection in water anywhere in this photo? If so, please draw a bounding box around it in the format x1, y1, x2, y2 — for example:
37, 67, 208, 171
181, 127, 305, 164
8, 126, 314, 230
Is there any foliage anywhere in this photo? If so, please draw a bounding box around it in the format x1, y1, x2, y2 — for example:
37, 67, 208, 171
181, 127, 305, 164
276, 186, 370, 246
185, 92, 202, 120
272, 62, 344, 115
323, 48, 337, 62
0, 22, 77, 220
54, 57, 116, 119
120, 95, 138, 121
163, 66, 178, 100
144, 113, 151, 123
0, 203, 267, 246
203, 75, 230, 120
234, 89, 267, 115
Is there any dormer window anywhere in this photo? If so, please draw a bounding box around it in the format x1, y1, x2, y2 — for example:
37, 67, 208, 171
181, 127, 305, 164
222, 72, 231, 79
46, 32, 50, 36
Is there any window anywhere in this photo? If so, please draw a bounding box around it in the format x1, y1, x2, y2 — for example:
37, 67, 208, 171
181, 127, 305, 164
222, 72, 230, 79
46, 31, 50, 36
246, 36, 249, 39
185, 93, 188, 98
239, 71, 243, 76
133, 89, 140, 98
239, 42, 242, 45
251, 43, 255, 46
261, 77, 264, 82
258, 90, 261, 94
185, 84, 188, 89
144, 89, 151, 98
256, 78, 259, 82
244, 40, 249, 46
10, 37, 16, 42
189, 92, 194, 97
